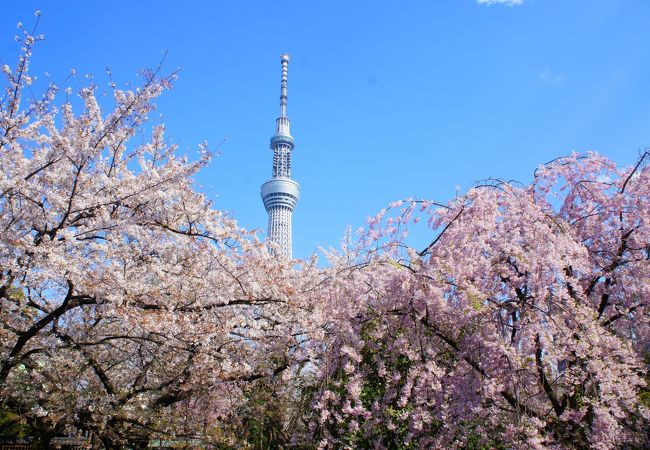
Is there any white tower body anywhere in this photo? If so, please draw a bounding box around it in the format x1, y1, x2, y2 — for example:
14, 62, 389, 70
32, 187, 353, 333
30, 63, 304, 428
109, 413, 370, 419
261, 54, 300, 258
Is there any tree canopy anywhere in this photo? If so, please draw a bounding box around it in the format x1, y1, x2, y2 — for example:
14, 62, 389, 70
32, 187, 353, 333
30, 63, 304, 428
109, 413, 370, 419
1, 21, 648, 450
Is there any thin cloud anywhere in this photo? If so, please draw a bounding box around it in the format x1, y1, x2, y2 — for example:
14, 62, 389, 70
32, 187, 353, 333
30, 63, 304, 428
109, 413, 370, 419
539, 68, 567, 84
477, 0, 524, 6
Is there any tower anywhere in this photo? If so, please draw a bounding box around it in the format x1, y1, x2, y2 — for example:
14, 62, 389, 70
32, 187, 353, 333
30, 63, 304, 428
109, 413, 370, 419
260, 54, 300, 258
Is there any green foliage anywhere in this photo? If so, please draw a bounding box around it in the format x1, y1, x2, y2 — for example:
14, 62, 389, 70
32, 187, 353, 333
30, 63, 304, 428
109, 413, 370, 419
229, 367, 315, 449
0, 403, 32, 438
639, 352, 650, 409
315, 315, 425, 449
237, 381, 288, 449
461, 423, 507, 450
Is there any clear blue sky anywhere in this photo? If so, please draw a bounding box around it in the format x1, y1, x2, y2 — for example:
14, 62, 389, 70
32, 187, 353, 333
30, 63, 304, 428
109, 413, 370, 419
2, 1, 649, 259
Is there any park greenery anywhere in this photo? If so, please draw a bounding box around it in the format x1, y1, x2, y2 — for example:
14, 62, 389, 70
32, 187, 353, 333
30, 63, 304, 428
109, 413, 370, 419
1, 20, 648, 449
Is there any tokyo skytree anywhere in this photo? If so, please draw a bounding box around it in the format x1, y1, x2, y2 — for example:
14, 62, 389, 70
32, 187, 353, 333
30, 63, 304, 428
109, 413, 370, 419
260, 54, 300, 258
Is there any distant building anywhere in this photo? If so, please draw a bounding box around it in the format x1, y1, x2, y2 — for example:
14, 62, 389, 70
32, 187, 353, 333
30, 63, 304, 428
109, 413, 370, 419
260, 54, 300, 259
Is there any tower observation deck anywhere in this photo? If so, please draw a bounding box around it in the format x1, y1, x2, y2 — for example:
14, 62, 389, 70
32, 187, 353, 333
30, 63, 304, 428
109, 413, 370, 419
260, 54, 300, 258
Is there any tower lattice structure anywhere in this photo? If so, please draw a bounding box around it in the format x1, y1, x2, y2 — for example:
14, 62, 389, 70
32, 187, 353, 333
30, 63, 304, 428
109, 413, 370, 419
260, 54, 300, 258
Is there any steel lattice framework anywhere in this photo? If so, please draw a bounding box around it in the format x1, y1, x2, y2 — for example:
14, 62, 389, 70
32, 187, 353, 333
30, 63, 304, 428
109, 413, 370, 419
260, 54, 300, 258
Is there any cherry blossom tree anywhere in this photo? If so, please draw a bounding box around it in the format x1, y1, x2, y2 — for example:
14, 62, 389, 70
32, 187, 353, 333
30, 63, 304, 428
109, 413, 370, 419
0, 20, 315, 447
310, 152, 649, 449
2, 16, 649, 450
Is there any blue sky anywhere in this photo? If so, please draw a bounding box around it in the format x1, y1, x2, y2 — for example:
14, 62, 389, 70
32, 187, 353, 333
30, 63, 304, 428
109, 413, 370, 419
2, 1, 649, 259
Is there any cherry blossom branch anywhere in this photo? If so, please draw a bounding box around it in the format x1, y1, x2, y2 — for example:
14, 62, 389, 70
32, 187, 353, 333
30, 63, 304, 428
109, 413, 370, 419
418, 206, 465, 257
0, 280, 96, 383
620, 150, 648, 194
535, 334, 564, 417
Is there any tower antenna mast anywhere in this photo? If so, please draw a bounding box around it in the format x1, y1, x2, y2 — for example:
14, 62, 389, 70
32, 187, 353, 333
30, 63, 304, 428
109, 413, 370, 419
260, 54, 300, 258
